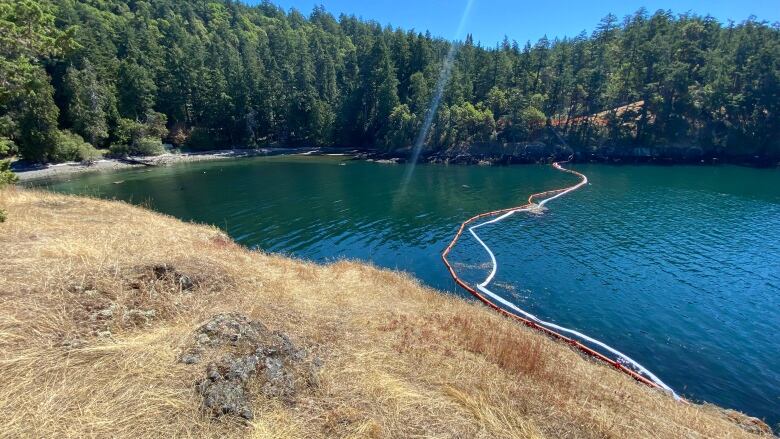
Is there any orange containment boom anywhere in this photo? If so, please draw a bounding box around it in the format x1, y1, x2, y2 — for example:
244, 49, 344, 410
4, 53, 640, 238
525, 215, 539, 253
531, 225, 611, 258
441, 160, 680, 396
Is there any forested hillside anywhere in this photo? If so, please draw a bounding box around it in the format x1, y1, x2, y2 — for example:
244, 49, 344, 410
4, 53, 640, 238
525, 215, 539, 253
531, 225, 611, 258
1, 0, 778, 163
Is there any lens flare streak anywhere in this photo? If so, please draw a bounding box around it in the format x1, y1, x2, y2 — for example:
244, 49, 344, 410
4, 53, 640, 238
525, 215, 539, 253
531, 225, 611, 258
402, 0, 476, 188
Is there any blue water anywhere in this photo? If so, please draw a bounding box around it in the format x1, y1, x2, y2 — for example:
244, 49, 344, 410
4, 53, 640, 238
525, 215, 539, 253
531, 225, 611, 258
34, 156, 780, 425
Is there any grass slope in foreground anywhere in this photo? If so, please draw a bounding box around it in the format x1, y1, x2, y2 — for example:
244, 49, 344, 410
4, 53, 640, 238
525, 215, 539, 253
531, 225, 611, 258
0, 188, 772, 438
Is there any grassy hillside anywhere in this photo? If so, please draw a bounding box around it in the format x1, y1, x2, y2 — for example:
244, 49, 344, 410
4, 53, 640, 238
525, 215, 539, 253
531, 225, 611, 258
0, 188, 771, 438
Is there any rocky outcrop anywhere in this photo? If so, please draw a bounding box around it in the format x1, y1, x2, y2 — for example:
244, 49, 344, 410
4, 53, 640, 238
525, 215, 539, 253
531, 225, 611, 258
709, 406, 775, 437
179, 313, 321, 421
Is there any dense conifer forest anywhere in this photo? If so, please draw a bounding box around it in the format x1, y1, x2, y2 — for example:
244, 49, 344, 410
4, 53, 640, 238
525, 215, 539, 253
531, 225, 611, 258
1, 0, 778, 163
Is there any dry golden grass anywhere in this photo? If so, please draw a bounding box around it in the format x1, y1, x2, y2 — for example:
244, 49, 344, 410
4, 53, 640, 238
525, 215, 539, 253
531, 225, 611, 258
0, 187, 772, 438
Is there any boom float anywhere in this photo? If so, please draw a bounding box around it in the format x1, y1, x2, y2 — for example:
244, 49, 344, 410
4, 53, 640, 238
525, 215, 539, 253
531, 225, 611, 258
441, 160, 680, 398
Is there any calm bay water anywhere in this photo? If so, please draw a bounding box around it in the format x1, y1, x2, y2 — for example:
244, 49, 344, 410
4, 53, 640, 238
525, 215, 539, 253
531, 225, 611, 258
35, 156, 780, 425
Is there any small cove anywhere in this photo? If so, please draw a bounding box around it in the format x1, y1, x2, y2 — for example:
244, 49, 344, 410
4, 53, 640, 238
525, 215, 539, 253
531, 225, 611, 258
33, 155, 780, 425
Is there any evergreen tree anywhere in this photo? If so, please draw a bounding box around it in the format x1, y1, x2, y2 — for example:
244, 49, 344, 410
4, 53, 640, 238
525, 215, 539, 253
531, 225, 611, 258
63, 60, 110, 146
0, 0, 776, 161
17, 69, 60, 162
117, 59, 157, 120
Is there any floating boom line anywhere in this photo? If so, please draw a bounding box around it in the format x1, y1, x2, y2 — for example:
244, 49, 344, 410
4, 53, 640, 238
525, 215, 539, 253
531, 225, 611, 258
442, 161, 679, 398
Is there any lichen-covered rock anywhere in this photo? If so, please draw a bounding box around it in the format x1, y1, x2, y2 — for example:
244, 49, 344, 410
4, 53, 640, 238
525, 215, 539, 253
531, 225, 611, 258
181, 313, 321, 420
196, 313, 270, 348
200, 380, 253, 419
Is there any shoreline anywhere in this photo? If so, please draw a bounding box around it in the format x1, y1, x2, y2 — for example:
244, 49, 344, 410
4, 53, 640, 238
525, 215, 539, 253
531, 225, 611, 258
12, 147, 322, 182
12, 145, 779, 182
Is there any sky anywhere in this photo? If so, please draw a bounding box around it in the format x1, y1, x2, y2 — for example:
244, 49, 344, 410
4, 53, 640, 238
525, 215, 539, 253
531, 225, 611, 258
248, 0, 779, 45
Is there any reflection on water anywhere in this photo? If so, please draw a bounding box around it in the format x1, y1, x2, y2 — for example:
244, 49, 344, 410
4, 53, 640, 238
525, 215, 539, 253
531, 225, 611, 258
36, 156, 780, 425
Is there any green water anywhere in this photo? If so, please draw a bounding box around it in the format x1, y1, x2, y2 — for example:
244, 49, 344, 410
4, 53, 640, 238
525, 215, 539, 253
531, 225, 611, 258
34, 156, 780, 426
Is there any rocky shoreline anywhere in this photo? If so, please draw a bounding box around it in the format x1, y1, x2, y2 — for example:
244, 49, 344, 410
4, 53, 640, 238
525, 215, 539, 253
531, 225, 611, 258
356, 143, 780, 167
